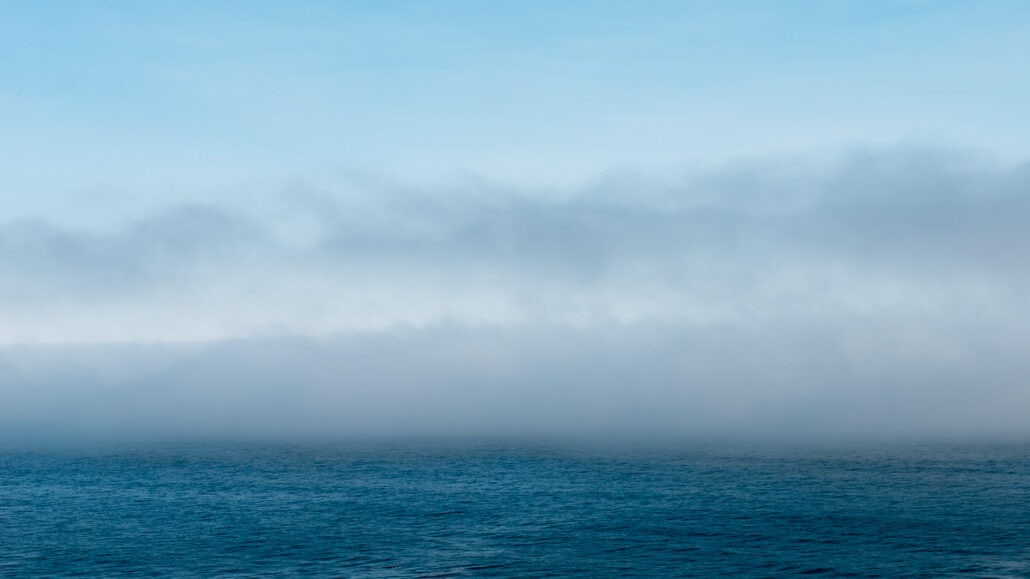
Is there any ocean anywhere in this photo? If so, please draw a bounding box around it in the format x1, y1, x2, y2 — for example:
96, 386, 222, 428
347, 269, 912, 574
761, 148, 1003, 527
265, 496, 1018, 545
1, 440, 1027, 577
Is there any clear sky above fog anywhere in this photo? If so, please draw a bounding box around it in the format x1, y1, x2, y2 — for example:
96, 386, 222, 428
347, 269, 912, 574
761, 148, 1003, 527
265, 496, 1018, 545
2, 2, 1029, 441
3, 0, 1030, 201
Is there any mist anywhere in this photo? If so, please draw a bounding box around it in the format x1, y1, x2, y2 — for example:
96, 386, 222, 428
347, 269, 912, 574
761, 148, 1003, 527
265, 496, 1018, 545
3, 147, 1029, 443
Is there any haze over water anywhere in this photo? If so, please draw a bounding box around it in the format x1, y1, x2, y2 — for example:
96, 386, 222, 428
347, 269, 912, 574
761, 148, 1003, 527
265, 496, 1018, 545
3, 2, 1030, 576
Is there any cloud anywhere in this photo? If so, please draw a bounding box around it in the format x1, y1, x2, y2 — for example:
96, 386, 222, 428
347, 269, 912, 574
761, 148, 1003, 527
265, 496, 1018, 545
3, 147, 1028, 343
2, 147, 1028, 441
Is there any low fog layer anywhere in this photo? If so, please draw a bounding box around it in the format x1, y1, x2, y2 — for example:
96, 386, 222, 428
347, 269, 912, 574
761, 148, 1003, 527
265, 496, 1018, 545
2, 148, 1029, 441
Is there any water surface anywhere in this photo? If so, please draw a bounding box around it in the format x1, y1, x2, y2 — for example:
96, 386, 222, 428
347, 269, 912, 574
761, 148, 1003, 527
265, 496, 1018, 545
1, 440, 1028, 576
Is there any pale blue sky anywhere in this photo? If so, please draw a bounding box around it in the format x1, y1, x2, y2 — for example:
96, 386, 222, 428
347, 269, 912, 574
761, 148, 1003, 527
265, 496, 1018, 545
3, 1, 1029, 206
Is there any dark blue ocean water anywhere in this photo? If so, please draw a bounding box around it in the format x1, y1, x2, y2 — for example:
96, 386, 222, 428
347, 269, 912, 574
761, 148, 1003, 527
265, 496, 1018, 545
1, 440, 1028, 577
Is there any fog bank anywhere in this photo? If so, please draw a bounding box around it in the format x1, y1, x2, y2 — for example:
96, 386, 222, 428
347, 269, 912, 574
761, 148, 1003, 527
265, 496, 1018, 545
2, 148, 1029, 441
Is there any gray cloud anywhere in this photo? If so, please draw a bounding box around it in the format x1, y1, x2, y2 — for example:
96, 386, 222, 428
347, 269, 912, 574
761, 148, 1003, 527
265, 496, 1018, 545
2, 147, 1028, 441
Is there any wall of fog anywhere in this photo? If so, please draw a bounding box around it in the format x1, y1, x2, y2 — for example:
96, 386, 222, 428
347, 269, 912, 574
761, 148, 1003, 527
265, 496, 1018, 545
2, 148, 1028, 442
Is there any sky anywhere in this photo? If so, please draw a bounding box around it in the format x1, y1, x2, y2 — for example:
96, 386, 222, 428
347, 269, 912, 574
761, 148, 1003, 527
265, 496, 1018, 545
2, 1, 1030, 442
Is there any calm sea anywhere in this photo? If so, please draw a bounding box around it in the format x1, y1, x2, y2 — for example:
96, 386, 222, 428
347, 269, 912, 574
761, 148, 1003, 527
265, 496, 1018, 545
1, 440, 1027, 577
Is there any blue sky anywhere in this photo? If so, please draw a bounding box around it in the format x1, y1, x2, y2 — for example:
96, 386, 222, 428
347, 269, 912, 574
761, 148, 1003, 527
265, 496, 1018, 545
4, 1, 1030, 203
2, 2, 1030, 440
